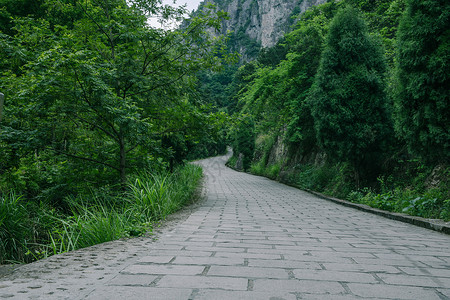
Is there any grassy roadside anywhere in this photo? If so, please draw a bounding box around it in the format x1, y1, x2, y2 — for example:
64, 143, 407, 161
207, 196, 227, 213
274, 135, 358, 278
0, 164, 203, 265
241, 156, 449, 222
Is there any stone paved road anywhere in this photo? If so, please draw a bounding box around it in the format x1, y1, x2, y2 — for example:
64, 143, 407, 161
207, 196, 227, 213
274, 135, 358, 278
1, 154, 450, 299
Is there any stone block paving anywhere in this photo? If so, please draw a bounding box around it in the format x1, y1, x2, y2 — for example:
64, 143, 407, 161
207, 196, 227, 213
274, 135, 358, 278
1, 154, 450, 299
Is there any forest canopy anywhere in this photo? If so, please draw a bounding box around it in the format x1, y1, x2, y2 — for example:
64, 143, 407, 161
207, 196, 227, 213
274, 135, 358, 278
0, 0, 232, 196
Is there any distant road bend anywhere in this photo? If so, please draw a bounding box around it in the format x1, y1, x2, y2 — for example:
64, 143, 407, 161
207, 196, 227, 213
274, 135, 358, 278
1, 153, 449, 299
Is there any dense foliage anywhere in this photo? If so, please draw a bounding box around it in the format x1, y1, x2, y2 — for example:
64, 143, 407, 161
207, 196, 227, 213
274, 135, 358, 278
309, 6, 392, 182
1, 0, 229, 195
1, 164, 202, 264
0, 0, 231, 263
394, 0, 450, 164
231, 114, 255, 170
210, 0, 448, 220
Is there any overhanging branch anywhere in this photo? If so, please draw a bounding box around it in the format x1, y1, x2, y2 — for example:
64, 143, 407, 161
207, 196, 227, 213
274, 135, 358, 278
52, 148, 120, 172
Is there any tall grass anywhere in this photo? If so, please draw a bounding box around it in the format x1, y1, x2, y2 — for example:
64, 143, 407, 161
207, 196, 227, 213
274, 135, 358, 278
128, 174, 173, 220
0, 193, 32, 264
1, 164, 203, 264
48, 164, 203, 255
127, 164, 203, 221
250, 161, 282, 180
47, 196, 130, 254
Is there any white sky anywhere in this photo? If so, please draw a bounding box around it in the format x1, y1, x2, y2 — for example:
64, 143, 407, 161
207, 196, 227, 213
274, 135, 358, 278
148, 0, 204, 28
179, 0, 204, 12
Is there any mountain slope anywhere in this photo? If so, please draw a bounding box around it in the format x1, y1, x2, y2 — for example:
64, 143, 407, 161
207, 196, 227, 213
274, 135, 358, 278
199, 0, 327, 59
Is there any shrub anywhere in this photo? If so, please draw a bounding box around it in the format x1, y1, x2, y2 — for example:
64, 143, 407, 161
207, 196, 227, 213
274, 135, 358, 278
2, 164, 203, 264
250, 161, 265, 176
347, 186, 449, 221
49, 203, 129, 254
232, 115, 256, 171
0, 193, 32, 264
127, 164, 203, 221
265, 163, 281, 180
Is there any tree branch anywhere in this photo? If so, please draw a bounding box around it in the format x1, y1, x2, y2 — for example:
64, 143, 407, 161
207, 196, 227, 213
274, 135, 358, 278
71, 113, 119, 143
51, 148, 120, 172
74, 0, 115, 61
126, 70, 188, 98
73, 70, 120, 138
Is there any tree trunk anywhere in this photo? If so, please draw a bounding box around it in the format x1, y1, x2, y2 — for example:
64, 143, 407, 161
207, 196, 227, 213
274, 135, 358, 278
0, 92, 4, 123
119, 132, 126, 188
354, 168, 360, 190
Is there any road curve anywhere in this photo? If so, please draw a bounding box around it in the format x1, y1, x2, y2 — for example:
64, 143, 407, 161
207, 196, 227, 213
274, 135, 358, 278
1, 154, 449, 299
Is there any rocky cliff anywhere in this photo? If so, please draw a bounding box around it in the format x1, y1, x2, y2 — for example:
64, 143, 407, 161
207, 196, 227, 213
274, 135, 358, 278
198, 0, 328, 59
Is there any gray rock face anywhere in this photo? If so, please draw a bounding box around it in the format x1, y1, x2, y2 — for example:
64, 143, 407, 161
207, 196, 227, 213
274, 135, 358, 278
200, 0, 327, 58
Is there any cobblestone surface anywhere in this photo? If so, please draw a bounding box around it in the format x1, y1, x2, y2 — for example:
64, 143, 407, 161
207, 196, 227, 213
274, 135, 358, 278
1, 154, 450, 299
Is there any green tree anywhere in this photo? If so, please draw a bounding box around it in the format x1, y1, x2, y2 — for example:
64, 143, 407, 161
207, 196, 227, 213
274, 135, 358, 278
0, 0, 231, 198
196, 65, 238, 111
226, 62, 258, 115
0, 0, 45, 34
257, 38, 287, 67
285, 10, 329, 154
394, 0, 450, 164
342, 0, 406, 64
232, 1, 339, 157
309, 6, 392, 182
233, 114, 255, 171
